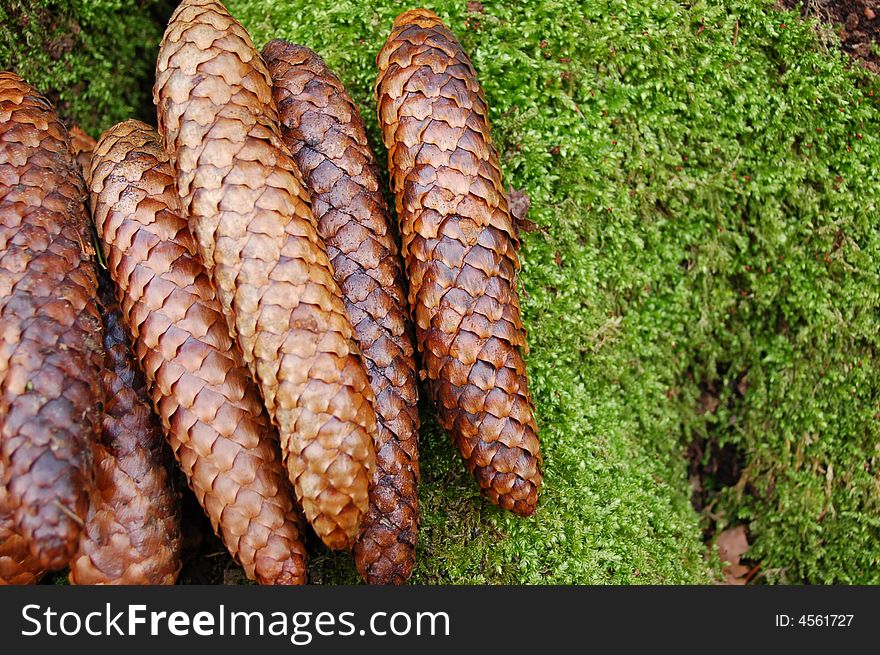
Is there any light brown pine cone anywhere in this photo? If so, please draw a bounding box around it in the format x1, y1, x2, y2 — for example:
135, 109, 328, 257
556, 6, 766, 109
68, 275, 183, 585
153, 0, 377, 550
376, 10, 542, 515
264, 40, 421, 584
89, 119, 307, 584
0, 72, 104, 568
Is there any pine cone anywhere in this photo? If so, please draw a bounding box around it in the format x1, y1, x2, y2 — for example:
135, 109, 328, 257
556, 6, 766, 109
89, 119, 306, 585
0, 467, 44, 584
0, 72, 103, 568
376, 10, 542, 515
68, 276, 183, 585
264, 41, 420, 584
153, 0, 377, 550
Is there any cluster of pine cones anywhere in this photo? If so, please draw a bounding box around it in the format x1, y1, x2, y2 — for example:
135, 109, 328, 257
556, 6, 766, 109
0, 0, 541, 585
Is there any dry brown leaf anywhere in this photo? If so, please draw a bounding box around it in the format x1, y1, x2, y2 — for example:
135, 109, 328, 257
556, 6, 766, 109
723, 563, 750, 585
509, 185, 540, 236
508, 185, 532, 221
717, 525, 751, 584
717, 525, 749, 564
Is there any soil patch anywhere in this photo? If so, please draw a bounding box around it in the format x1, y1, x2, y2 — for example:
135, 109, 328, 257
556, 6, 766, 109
783, 0, 880, 73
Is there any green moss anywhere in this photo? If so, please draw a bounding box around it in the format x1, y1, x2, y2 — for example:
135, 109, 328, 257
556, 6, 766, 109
0, 0, 171, 136
3, 0, 876, 584
226, 0, 878, 584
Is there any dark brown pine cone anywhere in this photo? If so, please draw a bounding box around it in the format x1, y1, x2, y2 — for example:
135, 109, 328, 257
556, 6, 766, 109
0, 72, 104, 568
264, 40, 421, 584
376, 10, 542, 515
68, 275, 183, 585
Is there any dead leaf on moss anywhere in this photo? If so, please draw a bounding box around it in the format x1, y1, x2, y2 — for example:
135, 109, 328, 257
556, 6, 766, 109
509, 185, 544, 240
717, 525, 751, 584
509, 185, 533, 221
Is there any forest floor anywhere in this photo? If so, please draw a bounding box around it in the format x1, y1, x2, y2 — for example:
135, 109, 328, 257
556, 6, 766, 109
13, 0, 880, 585
783, 0, 880, 73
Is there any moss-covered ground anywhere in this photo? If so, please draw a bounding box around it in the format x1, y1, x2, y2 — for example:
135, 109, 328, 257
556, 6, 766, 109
0, 0, 171, 135
4, 0, 878, 584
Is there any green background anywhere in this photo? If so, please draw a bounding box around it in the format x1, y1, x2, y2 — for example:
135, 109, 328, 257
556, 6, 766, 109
3, 0, 878, 584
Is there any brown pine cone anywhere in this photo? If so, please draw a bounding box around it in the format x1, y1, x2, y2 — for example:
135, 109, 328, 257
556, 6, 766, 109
0, 465, 45, 585
154, 0, 377, 550
376, 10, 542, 515
0, 71, 104, 568
89, 119, 307, 585
263, 41, 421, 584
68, 126, 96, 178
68, 275, 183, 585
